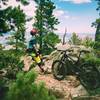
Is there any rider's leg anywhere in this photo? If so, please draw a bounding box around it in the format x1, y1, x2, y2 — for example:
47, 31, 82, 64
38, 63, 44, 72
34, 56, 44, 72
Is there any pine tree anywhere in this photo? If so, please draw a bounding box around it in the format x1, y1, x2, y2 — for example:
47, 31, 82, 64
6, 6, 26, 50
0, 7, 12, 35
0, 0, 28, 36
69, 32, 81, 45
92, 0, 100, 50
34, 0, 59, 52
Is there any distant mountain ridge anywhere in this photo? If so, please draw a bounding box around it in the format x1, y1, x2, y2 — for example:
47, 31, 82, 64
0, 33, 95, 45
57, 33, 95, 41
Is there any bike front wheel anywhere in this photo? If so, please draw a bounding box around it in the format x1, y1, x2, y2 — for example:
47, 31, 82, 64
52, 60, 67, 81
80, 63, 100, 90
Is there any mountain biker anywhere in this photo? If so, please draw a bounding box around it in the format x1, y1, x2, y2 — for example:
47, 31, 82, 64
27, 29, 44, 72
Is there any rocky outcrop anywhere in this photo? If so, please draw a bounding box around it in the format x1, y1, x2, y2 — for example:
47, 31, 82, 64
35, 74, 88, 100
73, 95, 100, 100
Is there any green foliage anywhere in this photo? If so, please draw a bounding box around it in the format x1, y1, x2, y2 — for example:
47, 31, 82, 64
95, 0, 100, 14
0, 7, 12, 35
0, 5, 26, 50
92, 18, 100, 28
82, 53, 100, 67
34, 0, 59, 32
34, 0, 59, 50
92, 0, 100, 51
0, 77, 8, 100
69, 32, 82, 45
7, 6, 26, 50
0, 50, 24, 70
82, 37, 95, 48
88, 87, 100, 95
43, 32, 61, 48
0, 49, 25, 99
42, 32, 60, 55
6, 70, 56, 100
0, 50, 24, 80
0, 44, 4, 50
20, 0, 29, 5
35, 32, 60, 55
7, 36, 27, 50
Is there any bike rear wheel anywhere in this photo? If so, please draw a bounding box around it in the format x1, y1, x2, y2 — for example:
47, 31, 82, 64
80, 63, 100, 90
52, 60, 67, 80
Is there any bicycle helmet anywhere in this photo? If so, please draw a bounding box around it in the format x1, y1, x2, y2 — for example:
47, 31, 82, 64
30, 29, 38, 35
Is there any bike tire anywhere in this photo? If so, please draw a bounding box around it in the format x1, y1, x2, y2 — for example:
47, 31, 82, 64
80, 63, 100, 90
52, 60, 67, 81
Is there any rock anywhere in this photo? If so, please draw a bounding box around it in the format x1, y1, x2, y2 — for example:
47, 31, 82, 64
0, 69, 7, 77
55, 43, 71, 50
23, 55, 33, 71
71, 85, 88, 98
35, 74, 88, 100
49, 88, 66, 98
73, 95, 100, 100
66, 76, 80, 88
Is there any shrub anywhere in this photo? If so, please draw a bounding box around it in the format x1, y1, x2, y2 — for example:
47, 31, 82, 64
69, 32, 82, 45
6, 70, 56, 100
0, 49, 24, 80
82, 53, 100, 67
36, 32, 61, 55
82, 37, 95, 48
0, 77, 8, 100
94, 42, 100, 58
0, 50, 24, 70
0, 49, 25, 99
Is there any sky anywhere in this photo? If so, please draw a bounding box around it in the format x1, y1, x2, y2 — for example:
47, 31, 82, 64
52, 0, 99, 34
0, 0, 99, 40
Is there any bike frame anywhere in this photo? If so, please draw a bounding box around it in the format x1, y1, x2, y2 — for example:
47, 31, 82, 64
59, 50, 84, 75
60, 50, 82, 65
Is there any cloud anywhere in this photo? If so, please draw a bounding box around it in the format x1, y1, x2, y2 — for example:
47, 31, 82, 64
60, 0, 92, 4
53, 9, 69, 19
53, 9, 65, 17
64, 15, 70, 19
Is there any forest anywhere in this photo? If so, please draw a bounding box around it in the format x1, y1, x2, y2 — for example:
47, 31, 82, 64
0, 0, 100, 100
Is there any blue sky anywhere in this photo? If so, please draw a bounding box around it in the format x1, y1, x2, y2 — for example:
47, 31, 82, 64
52, 0, 99, 34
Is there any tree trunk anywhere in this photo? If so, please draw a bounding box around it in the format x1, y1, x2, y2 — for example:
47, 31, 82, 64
62, 33, 66, 45
62, 28, 67, 45
95, 23, 100, 42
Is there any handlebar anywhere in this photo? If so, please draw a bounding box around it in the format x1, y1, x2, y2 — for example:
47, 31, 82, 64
57, 49, 74, 52
80, 50, 90, 53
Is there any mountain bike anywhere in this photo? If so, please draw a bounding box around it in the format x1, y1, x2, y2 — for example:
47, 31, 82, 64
52, 49, 100, 89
